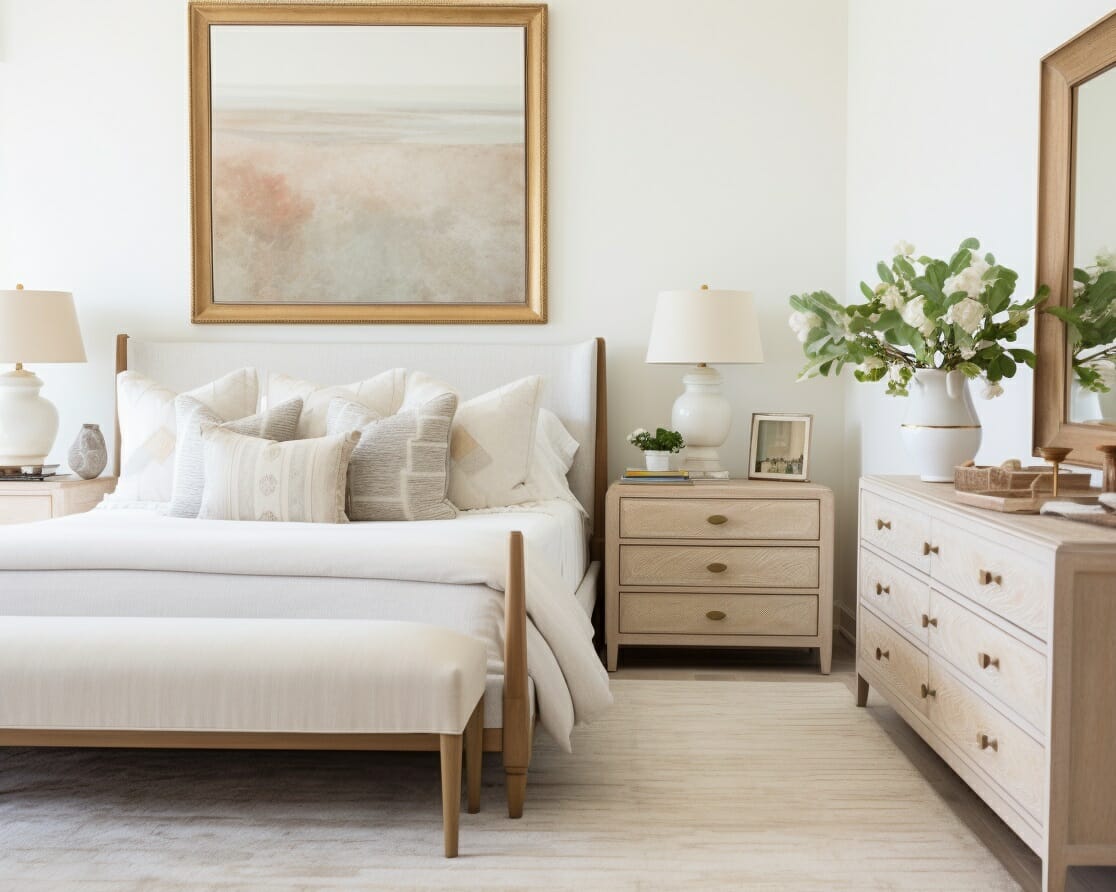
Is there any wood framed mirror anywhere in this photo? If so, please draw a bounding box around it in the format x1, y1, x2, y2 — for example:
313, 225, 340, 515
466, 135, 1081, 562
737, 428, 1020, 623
1034, 10, 1116, 468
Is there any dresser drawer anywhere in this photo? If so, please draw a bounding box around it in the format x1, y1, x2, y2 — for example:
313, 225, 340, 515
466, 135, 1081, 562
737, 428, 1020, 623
619, 545, 819, 588
859, 609, 929, 715
619, 592, 817, 636
0, 496, 53, 524
928, 661, 1045, 821
860, 490, 931, 572
927, 590, 1046, 730
859, 548, 931, 644
620, 497, 820, 540
929, 522, 1052, 639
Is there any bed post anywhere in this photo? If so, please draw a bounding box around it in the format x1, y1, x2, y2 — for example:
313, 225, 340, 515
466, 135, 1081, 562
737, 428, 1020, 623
503, 530, 530, 818
113, 334, 128, 478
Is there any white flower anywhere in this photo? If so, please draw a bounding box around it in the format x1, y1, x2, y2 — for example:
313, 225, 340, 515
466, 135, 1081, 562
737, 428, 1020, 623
1096, 246, 1116, 270
893, 240, 915, 257
968, 252, 990, 278
1073, 279, 1086, 296
1008, 308, 1030, 326
961, 347, 976, 360
880, 285, 904, 311
626, 428, 648, 443
857, 357, 885, 373
943, 266, 984, 300
980, 379, 1005, 400
900, 296, 937, 337
944, 297, 986, 335
788, 310, 822, 343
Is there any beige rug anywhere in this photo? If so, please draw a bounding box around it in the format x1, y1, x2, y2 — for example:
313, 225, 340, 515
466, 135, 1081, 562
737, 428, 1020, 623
0, 679, 1020, 891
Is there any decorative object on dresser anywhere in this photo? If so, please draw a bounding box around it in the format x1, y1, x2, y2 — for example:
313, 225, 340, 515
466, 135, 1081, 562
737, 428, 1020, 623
1100, 443, 1116, 491
645, 286, 764, 479
0, 475, 116, 525
747, 413, 811, 481
790, 238, 1046, 481
0, 285, 87, 467
67, 424, 108, 480
188, 3, 547, 325
952, 457, 1097, 514
626, 427, 684, 472
605, 478, 833, 673
856, 475, 1116, 892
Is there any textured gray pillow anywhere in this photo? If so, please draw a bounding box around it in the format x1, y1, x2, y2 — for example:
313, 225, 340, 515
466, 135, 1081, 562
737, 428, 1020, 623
168, 396, 303, 518
326, 393, 457, 522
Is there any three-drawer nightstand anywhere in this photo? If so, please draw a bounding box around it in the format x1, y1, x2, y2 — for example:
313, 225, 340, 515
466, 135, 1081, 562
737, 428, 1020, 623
605, 479, 834, 672
0, 476, 117, 524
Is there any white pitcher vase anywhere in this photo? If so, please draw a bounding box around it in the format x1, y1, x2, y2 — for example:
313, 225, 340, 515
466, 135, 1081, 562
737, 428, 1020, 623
899, 369, 981, 482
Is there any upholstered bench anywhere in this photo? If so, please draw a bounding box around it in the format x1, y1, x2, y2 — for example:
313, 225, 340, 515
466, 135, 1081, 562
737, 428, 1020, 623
0, 616, 487, 858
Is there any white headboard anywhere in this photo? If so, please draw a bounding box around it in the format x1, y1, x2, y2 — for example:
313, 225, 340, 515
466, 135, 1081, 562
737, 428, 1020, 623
116, 337, 607, 539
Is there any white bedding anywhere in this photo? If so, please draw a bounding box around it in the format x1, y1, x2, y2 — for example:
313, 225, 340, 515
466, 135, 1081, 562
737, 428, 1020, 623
0, 500, 610, 750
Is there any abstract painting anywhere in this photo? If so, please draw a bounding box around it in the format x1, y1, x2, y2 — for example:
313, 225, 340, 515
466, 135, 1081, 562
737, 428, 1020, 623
189, 4, 546, 323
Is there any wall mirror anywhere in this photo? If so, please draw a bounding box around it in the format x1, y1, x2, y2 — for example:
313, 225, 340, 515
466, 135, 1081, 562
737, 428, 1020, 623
1034, 10, 1116, 467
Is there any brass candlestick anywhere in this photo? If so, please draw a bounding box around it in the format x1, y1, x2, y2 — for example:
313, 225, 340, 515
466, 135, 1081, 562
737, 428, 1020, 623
1036, 446, 1072, 497
1098, 444, 1116, 494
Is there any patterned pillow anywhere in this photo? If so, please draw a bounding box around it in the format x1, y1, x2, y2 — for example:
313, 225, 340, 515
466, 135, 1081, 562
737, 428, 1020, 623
198, 427, 359, 524
326, 394, 458, 522
168, 396, 304, 518
267, 368, 406, 439
113, 369, 258, 504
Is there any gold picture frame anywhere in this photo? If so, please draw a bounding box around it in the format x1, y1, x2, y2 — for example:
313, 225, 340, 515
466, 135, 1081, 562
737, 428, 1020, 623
189, 2, 547, 324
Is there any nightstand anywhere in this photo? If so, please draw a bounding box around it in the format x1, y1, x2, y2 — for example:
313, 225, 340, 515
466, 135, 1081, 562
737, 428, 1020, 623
0, 476, 117, 524
605, 479, 834, 673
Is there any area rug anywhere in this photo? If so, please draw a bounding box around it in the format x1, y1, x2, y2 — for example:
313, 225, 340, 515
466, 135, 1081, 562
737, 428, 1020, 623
0, 679, 1020, 891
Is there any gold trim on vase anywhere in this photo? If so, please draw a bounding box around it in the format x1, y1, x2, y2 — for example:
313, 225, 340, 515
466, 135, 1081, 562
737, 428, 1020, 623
899, 423, 983, 430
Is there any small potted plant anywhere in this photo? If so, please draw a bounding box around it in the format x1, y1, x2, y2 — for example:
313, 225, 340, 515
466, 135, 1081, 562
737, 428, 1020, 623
627, 427, 685, 471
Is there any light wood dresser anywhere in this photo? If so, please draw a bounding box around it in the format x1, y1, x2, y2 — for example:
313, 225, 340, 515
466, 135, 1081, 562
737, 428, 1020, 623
0, 476, 116, 525
605, 479, 834, 673
856, 475, 1116, 892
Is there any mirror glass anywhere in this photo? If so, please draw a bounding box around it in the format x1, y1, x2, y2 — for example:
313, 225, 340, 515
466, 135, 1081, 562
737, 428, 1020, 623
1068, 65, 1116, 424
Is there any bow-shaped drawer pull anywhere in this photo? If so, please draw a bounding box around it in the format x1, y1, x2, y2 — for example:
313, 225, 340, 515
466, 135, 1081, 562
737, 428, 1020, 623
874, 647, 890, 661
977, 652, 1000, 670
875, 582, 890, 595
706, 562, 728, 574
978, 569, 1002, 586
706, 514, 728, 526
705, 610, 726, 621
978, 733, 998, 752
876, 518, 892, 530
923, 542, 939, 556
921, 614, 938, 628
920, 683, 937, 699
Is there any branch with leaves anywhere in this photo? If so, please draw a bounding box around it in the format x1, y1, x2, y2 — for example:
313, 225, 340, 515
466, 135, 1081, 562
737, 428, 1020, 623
1044, 256, 1116, 394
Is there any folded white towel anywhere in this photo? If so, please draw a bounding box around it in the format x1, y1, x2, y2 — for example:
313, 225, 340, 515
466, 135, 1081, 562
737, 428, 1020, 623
1101, 493, 1116, 511
1040, 501, 1107, 516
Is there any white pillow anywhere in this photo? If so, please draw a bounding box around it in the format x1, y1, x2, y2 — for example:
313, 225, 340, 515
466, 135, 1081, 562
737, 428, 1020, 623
268, 369, 406, 439
112, 368, 258, 504
402, 371, 542, 510
527, 409, 586, 516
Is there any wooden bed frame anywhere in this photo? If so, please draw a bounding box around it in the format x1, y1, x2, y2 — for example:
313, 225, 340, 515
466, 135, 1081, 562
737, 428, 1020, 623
0, 336, 608, 820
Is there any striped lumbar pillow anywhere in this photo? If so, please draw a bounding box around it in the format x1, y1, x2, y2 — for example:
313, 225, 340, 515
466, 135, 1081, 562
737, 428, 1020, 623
198, 427, 359, 524
168, 396, 304, 519
326, 393, 458, 522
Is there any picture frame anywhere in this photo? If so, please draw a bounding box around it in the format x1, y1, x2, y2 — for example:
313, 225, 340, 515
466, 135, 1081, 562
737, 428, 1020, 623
748, 413, 813, 482
188, 3, 547, 324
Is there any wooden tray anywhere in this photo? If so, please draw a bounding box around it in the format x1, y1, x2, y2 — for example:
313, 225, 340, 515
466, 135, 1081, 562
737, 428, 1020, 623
954, 488, 1104, 514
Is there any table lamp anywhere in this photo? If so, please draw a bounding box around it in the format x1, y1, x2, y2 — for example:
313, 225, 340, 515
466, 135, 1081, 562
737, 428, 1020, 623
0, 284, 87, 468
646, 285, 764, 478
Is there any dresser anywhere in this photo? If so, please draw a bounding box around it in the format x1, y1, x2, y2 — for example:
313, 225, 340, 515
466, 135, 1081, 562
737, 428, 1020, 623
856, 476, 1116, 892
605, 479, 834, 673
0, 476, 117, 525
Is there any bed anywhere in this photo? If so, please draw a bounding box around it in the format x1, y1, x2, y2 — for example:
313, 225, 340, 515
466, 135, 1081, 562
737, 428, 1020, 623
0, 336, 611, 815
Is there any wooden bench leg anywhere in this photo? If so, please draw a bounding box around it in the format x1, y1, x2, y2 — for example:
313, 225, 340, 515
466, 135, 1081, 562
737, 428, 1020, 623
439, 733, 462, 858
465, 698, 483, 815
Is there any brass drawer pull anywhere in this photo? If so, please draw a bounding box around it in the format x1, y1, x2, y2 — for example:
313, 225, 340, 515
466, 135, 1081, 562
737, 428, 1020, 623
978, 569, 1002, 586
977, 652, 1000, 670
920, 683, 937, 699
923, 542, 939, 556
978, 733, 998, 752
921, 614, 938, 628
876, 518, 891, 530
875, 582, 890, 595
874, 647, 890, 661
706, 610, 727, 621
706, 562, 728, 574
706, 514, 728, 526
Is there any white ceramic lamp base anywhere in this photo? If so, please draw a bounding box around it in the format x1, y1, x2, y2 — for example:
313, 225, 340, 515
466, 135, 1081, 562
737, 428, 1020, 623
671, 365, 731, 479
0, 368, 60, 466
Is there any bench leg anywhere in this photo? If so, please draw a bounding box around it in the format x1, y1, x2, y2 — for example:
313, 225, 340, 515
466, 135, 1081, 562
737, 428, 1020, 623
465, 698, 483, 815
439, 734, 462, 858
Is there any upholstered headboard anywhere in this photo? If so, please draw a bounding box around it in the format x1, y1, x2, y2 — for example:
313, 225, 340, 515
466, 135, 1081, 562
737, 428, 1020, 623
114, 336, 608, 551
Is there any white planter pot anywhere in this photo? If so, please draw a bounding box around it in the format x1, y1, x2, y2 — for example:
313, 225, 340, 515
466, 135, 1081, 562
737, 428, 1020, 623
899, 369, 982, 483
643, 450, 671, 472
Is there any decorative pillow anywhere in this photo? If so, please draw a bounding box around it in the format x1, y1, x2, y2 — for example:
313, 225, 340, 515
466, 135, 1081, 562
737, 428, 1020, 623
326, 393, 458, 522
168, 396, 304, 518
267, 368, 406, 439
113, 368, 258, 504
526, 409, 587, 517
402, 372, 542, 510
198, 427, 359, 524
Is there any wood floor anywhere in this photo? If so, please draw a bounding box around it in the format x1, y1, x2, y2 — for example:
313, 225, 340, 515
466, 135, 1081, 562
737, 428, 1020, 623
613, 638, 1116, 892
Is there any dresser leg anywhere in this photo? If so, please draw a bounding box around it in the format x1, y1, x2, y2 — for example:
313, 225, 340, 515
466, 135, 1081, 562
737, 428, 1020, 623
819, 639, 832, 675
606, 641, 618, 672
856, 673, 869, 707
1042, 854, 1066, 892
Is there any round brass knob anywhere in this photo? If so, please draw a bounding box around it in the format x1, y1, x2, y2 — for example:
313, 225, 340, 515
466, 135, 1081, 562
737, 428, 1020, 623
706, 515, 728, 525
706, 610, 726, 621
706, 562, 727, 574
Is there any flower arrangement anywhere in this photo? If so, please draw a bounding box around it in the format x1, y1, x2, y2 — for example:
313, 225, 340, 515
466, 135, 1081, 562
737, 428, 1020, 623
788, 238, 1048, 398
1045, 249, 1116, 393
626, 427, 685, 453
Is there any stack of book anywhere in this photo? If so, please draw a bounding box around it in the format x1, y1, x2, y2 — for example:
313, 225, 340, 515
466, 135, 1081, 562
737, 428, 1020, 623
619, 468, 692, 485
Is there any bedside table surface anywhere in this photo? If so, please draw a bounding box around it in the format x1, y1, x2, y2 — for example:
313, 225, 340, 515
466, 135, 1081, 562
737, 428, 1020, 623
0, 476, 117, 525
0, 475, 115, 493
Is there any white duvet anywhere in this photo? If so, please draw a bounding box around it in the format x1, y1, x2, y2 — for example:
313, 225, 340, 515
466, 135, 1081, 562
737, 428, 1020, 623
0, 502, 612, 750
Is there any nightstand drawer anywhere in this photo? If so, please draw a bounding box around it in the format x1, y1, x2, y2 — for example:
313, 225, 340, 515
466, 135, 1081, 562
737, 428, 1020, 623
0, 496, 53, 524
619, 544, 819, 588
619, 592, 818, 635
620, 497, 820, 540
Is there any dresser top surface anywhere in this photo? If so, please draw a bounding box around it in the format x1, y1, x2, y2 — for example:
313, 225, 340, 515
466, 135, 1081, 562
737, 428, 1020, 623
863, 475, 1116, 547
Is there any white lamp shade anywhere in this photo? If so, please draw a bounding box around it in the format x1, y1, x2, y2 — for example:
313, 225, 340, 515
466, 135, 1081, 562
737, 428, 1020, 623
0, 290, 86, 363
645, 289, 764, 365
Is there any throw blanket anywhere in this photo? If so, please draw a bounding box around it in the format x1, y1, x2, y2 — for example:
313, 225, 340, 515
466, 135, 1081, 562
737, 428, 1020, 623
0, 506, 612, 750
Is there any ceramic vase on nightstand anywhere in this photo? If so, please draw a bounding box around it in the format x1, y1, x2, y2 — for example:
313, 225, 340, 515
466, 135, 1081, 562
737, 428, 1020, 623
68, 423, 107, 480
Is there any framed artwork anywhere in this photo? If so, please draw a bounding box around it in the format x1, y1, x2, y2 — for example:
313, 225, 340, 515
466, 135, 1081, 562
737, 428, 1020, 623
188, 3, 547, 324
748, 413, 812, 482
